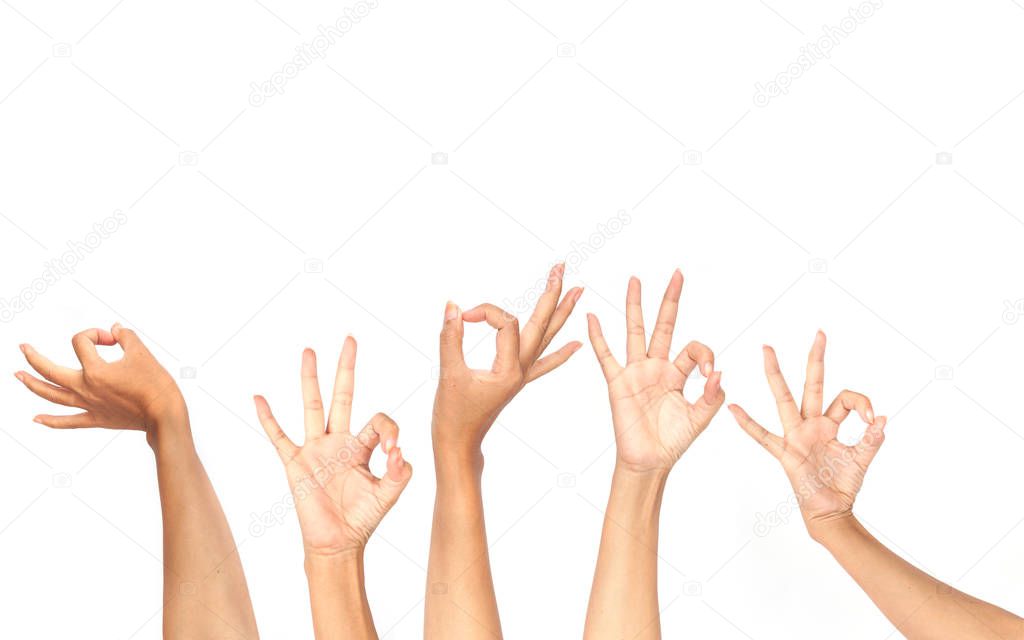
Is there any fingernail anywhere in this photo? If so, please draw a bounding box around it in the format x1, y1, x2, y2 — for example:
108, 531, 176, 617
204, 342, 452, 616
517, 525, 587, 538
703, 362, 711, 376
19, 344, 28, 354
33, 417, 43, 424
867, 409, 875, 423
384, 438, 395, 453
14, 372, 22, 382
445, 301, 458, 321
574, 287, 584, 301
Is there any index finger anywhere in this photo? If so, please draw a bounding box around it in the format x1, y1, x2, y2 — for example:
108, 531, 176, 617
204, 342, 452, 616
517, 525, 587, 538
71, 329, 116, 368
462, 303, 521, 375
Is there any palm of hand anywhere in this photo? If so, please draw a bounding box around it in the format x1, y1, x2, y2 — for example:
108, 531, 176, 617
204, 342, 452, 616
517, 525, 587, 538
286, 434, 388, 554
436, 368, 516, 431
609, 360, 705, 471
587, 272, 724, 473
254, 341, 412, 558
778, 417, 866, 523
729, 335, 887, 531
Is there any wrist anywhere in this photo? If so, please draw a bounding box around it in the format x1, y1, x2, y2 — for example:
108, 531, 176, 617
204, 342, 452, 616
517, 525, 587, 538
431, 420, 486, 476
613, 461, 672, 486
604, 463, 669, 536
304, 546, 365, 578
806, 512, 860, 546
147, 403, 194, 455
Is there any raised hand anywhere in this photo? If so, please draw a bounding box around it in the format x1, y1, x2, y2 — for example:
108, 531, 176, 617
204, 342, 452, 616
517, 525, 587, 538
16, 324, 186, 437
254, 337, 411, 558
728, 331, 887, 537
587, 270, 724, 473
432, 263, 583, 461
426, 264, 582, 640
16, 326, 258, 638
583, 270, 724, 640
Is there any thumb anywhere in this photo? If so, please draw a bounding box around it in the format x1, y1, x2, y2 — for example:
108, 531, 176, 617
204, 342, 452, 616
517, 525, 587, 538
111, 323, 145, 353
439, 301, 465, 370
376, 446, 412, 507
690, 370, 725, 426
852, 417, 887, 469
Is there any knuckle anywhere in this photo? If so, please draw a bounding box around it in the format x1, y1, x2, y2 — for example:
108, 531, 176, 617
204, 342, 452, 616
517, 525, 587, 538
506, 368, 526, 387
686, 340, 712, 356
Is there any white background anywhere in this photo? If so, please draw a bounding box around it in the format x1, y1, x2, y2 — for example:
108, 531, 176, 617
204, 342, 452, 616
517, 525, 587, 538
2, 1, 1024, 638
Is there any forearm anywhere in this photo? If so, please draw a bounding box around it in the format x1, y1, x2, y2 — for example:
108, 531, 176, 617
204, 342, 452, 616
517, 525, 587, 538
816, 516, 1024, 640
584, 465, 668, 640
150, 409, 259, 639
305, 551, 377, 640
424, 447, 502, 639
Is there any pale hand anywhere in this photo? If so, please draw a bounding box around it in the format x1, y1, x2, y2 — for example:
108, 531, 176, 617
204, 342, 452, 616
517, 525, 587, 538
588, 271, 725, 473
255, 338, 411, 557
729, 332, 887, 535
